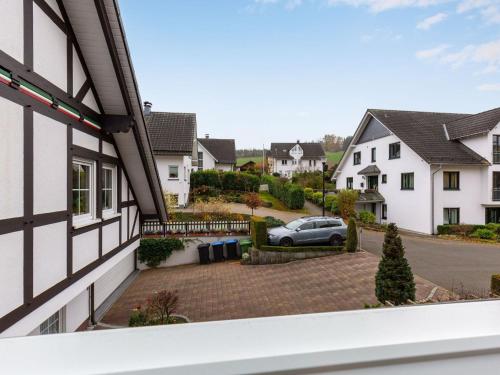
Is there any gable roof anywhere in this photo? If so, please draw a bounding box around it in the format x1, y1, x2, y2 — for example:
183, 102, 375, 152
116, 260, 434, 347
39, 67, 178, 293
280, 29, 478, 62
269, 143, 325, 160
368, 109, 489, 165
445, 107, 500, 140
63, 0, 167, 220
358, 165, 381, 175
145, 112, 196, 155
198, 138, 236, 164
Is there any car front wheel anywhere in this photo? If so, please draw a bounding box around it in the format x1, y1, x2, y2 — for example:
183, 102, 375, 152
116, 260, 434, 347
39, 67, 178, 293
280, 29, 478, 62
279, 237, 293, 247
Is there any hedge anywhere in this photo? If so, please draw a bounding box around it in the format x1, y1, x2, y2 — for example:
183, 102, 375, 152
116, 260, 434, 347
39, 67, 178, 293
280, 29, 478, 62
261, 175, 305, 209
191, 170, 259, 192
251, 216, 268, 249
138, 238, 184, 267
260, 245, 344, 253
437, 224, 486, 236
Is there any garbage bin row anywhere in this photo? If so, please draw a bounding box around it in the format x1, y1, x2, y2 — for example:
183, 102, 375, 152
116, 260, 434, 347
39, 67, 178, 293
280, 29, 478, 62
197, 239, 252, 265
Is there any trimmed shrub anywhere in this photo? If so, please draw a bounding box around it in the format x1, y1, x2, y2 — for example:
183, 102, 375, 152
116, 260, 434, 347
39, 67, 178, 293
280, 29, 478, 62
251, 216, 268, 249
437, 224, 484, 236
375, 223, 415, 305
191, 170, 259, 192
304, 187, 314, 201
191, 170, 221, 189
260, 245, 344, 252
264, 216, 285, 228
471, 228, 496, 240
324, 194, 336, 211
345, 217, 358, 253
312, 192, 323, 206
491, 274, 500, 295
138, 238, 184, 268
261, 175, 305, 209
359, 211, 376, 224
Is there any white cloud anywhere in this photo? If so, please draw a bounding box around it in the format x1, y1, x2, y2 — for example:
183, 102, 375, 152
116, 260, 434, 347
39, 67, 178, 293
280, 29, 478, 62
456, 0, 500, 24
327, 0, 448, 13
477, 83, 500, 91
457, 0, 492, 13
416, 44, 450, 59
417, 12, 448, 29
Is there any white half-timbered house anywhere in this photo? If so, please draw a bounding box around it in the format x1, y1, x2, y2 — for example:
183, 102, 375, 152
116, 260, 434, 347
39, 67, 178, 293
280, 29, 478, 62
0, 0, 167, 337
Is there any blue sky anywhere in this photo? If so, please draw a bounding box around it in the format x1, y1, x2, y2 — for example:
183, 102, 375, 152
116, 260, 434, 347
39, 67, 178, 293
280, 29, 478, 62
120, 0, 500, 148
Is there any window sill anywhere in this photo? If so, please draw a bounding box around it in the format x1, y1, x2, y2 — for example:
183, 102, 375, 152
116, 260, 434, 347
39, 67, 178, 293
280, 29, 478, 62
73, 218, 102, 230
444, 189, 460, 191
401, 188, 414, 191
103, 212, 121, 221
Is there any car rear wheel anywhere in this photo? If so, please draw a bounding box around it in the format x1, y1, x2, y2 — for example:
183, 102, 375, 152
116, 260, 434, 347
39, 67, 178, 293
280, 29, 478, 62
330, 234, 343, 246
279, 237, 293, 247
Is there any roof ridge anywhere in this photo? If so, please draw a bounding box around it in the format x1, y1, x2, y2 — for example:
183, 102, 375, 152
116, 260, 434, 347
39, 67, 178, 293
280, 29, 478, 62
368, 108, 470, 117
148, 111, 196, 116
444, 106, 500, 126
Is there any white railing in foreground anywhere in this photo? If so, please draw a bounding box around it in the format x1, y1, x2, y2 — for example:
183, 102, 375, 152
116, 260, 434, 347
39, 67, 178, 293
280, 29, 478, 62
2, 300, 500, 374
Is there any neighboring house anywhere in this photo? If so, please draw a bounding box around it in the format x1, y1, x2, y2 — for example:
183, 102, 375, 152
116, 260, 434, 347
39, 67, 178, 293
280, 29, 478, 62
333, 108, 500, 234
237, 160, 256, 172
145, 108, 197, 207
197, 136, 236, 171
0, 0, 166, 337
268, 142, 326, 178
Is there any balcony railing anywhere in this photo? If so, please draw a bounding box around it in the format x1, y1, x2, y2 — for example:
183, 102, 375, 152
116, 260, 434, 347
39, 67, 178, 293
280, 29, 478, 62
3, 300, 500, 374
142, 220, 251, 236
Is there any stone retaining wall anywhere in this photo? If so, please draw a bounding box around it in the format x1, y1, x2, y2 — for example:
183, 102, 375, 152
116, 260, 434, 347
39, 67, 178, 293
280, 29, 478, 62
247, 248, 344, 265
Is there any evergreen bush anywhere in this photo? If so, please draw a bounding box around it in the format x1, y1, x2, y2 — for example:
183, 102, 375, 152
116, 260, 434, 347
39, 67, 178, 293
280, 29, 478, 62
138, 238, 184, 268
345, 217, 358, 253
375, 223, 415, 305
251, 216, 268, 249
359, 210, 376, 224
304, 187, 314, 201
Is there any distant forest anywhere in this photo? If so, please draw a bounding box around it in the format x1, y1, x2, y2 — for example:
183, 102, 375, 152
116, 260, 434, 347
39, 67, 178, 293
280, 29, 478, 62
236, 134, 352, 156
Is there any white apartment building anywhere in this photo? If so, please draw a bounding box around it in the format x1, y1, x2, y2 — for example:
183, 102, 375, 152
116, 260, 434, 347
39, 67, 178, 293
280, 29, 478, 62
333, 108, 500, 234
268, 142, 326, 178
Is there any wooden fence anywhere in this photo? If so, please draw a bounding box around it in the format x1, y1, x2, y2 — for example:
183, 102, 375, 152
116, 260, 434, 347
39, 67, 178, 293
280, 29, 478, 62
142, 220, 251, 237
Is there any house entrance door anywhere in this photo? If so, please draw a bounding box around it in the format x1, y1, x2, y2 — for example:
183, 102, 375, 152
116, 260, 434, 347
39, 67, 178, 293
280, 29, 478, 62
367, 176, 379, 190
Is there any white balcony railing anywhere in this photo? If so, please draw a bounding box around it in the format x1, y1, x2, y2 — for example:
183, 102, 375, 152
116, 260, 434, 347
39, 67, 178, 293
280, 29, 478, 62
2, 300, 500, 374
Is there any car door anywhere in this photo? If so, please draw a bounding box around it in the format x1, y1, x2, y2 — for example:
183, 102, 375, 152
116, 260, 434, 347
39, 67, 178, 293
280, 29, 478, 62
316, 220, 334, 242
295, 222, 316, 245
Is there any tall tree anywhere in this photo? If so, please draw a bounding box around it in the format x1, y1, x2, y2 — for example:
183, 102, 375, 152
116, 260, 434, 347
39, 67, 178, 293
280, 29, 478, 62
375, 224, 416, 305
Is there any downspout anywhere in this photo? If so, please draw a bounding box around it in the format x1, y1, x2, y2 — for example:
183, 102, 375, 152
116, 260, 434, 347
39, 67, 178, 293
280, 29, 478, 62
431, 164, 443, 234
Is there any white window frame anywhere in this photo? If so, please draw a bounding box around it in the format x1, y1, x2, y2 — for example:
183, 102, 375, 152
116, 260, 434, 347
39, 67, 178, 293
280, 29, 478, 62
168, 165, 179, 180
72, 158, 96, 225
39, 308, 65, 335
102, 164, 117, 218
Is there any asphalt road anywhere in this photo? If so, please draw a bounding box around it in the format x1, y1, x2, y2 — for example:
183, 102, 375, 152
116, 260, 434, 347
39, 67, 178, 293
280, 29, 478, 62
360, 229, 500, 294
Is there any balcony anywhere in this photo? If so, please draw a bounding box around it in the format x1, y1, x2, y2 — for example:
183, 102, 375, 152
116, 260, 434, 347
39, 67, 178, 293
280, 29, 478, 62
3, 300, 500, 374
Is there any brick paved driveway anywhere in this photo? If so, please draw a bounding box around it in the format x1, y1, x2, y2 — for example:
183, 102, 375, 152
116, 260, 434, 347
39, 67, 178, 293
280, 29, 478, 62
102, 251, 449, 326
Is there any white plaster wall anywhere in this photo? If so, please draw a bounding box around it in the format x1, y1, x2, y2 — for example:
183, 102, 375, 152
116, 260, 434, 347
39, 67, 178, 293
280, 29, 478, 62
461, 123, 500, 206
72, 128, 99, 152
73, 229, 99, 273
272, 157, 325, 177
336, 134, 432, 234
138, 236, 250, 269
73, 47, 86, 95
433, 166, 486, 227
156, 155, 191, 206
1, 239, 139, 338
102, 220, 120, 255
0, 0, 23, 63
33, 222, 67, 296
121, 170, 129, 200
216, 163, 234, 172
33, 112, 67, 215
102, 141, 118, 158
198, 144, 216, 170
82, 90, 100, 114
65, 288, 89, 332
33, 3, 67, 91
129, 205, 138, 236
121, 207, 128, 243
0, 231, 24, 318
94, 252, 134, 308
0, 97, 23, 220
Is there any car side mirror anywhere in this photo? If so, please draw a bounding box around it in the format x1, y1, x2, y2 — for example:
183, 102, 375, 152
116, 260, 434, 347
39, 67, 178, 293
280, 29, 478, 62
295, 228, 301, 232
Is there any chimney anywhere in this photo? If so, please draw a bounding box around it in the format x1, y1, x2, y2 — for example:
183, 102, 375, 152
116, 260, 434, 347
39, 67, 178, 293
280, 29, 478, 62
143, 101, 152, 115
297, 139, 300, 144
205, 134, 209, 139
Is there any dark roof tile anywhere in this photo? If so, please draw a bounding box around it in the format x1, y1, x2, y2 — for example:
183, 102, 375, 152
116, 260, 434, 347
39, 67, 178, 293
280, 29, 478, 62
269, 142, 325, 159
145, 112, 196, 155
445, 107, 500, 140
198, 138, 236, 164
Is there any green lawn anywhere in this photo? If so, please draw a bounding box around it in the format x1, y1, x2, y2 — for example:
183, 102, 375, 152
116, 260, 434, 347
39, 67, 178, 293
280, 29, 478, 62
237, 156, 263, 165
326, 151, 344, 165
259, 192, 308, 213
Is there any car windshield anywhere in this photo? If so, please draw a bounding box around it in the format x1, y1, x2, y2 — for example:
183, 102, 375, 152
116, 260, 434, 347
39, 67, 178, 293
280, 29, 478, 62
285, 219, 305, 230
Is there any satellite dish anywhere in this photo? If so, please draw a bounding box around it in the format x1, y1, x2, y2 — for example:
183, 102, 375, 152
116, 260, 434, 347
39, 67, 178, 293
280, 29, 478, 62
289, 144, 304, 160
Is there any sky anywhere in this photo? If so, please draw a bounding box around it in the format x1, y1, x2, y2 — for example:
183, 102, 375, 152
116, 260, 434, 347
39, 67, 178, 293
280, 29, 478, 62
119, 0, 500, 148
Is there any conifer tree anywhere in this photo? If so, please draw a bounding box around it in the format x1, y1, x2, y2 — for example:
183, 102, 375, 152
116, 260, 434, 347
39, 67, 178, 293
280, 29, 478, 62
345, 217, 358, 253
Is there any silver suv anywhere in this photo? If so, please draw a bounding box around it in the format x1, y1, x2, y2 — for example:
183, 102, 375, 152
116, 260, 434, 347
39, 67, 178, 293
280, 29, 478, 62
267, 216, 347, 247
